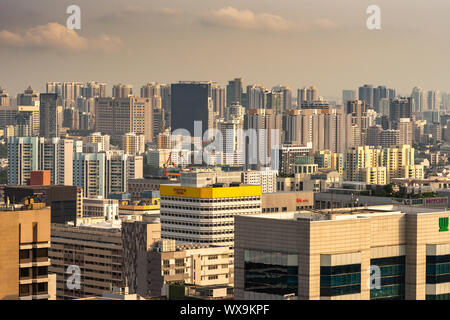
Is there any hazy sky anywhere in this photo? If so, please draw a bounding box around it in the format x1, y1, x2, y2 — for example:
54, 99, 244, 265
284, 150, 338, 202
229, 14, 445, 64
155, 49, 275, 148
1, 0, 450, 99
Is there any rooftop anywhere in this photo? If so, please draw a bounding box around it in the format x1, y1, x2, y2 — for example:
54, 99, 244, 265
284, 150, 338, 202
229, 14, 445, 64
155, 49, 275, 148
246, 205, 448, 222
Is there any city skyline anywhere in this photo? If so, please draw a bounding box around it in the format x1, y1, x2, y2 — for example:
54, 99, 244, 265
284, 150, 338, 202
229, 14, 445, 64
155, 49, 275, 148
2, 0, 450, 97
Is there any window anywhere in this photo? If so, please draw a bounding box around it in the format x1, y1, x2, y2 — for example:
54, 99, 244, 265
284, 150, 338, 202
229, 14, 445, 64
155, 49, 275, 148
19, 249, 30, 260
320, 263, 361, 297
244, 250, 298, 296
175, 259, 185, 267
370, 256, 405, 300
163, 260, 170, 268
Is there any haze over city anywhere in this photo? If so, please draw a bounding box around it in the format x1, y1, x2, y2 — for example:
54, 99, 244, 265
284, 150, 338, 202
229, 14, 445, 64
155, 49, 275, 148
1, 0, 450, 98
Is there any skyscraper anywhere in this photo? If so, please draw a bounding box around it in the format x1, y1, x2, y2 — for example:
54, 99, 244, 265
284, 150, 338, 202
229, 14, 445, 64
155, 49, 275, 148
358, 84, 374, 108
211, 84, 226, 118
95, 97, 153, 142
347, 100, 369, 134
411, 87, 424, 112
39, 93, 60, 138
16, 86, 39, 106
427, 90, 441, 111
8, 137, 75, 186
390, 97, 412, 123
46, 82, 62, 98
226, 78, 243, 106
170, 81, 214, 136
342, 90, 356, 108
273, 85, 292, 111
0, 87, 10, 106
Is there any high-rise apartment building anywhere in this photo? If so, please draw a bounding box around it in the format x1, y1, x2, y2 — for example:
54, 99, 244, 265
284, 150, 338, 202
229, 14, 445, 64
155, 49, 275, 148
346, 145, 423, 183
95, 97, 153, 142
273, 85, 292, 111
121, 133, 145, 155
398, 118, 413, 146
46, 82, 63, 98
211, 84, 226, 118
244, 109, 282, 170
283, 109, 354, 154
347, 100, 369, 134
112, 84, 133, 98
314, 150, 344, 175
218, 120, 244, 166
8, 137, 75, 186
73, 151, 143, 198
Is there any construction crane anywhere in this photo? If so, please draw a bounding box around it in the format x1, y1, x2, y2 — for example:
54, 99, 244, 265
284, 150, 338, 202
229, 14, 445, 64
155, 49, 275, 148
163, 151, 180, 176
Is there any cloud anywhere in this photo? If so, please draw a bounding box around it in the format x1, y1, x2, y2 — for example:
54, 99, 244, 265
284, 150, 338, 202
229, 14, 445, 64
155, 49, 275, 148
200, 7, 337, 33
154, 8, 183, 16
0, 23, 122, 53
312, 19, 338, 30
201, 6, 291, 32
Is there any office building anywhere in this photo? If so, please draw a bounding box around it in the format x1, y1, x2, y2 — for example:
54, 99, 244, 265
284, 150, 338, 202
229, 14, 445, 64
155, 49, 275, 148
226, 78, 243, 107
160, 182, 262, 248
170, 81, 214, 136
40, 93, 60, 138
17, 86, 39, 106
390, 97, 413, 123
235, 205, 450, 300
358, 84, 374, 107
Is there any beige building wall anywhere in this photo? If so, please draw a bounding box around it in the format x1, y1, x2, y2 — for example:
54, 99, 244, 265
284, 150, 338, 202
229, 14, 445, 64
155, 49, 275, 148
235, 207, 450, 300
0, 206, 51, 300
